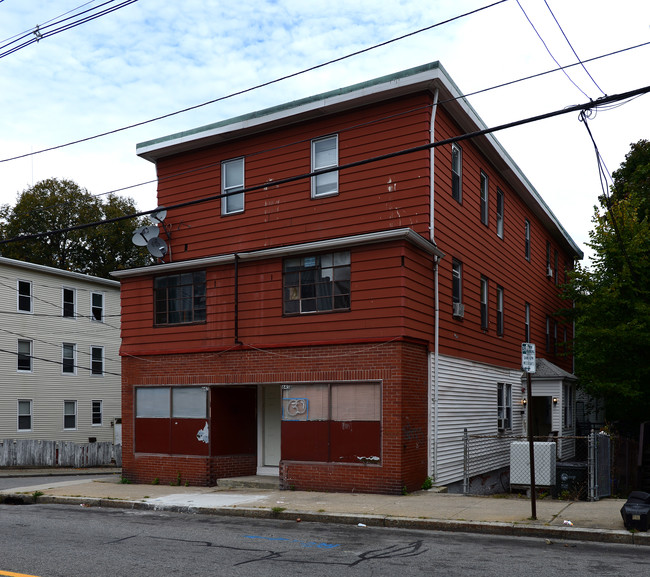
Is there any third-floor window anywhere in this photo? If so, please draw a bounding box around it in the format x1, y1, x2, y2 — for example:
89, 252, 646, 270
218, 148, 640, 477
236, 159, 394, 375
451, 144, 462, 203
480, 171, 489, 225
311, 135, 338, 198
222, 157, 245, 215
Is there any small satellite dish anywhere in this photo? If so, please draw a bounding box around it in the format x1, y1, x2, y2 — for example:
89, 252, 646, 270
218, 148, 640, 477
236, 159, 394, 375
132, 225, 160, 247
147, 237, 168, 259
150, 207, 167, 223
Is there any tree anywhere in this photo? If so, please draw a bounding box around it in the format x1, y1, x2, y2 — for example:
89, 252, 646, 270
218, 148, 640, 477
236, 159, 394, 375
564, 141, 650, 428
0, 178, 151, 278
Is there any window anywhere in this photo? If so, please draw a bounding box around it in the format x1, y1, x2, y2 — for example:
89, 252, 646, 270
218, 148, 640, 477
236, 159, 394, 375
17, 339, 32, 372
524, 302, 531, 343
92, 400, 103, 426
283, 252, 350, 315
64, 400, 77, 430
311, 135, 338, 198
91, 292, 104, 322
554, 250, 559, 285
18, 400, 32, 431
18, 280, 32, 312
62, 343, 76, 374
91, 346, 104, 376
62, 287, 75, 318
553, 320, 558, 355
480, 171, 489, 225
154, 271, 207, 325
496, 189, 504, 238
496, 285, 504, 336
546, 316, 551, 353
563, 383, 574, 428
451, 144, 462, 202
222, 157, 244, 214
452, 259, 463, 315
136, 387, 208, 419
480, 276, 488, 330
546, 241, 551, 276
524, 219, 531, 260
497, 383, 512, 431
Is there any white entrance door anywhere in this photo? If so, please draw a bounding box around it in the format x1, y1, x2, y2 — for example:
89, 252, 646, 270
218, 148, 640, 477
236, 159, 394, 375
257, 385, 281, 476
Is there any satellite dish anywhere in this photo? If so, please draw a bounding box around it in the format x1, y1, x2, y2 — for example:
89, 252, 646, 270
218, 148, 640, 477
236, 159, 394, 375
150, 207, 167, 223
132, 225, 160, 247
147, 237, 168, 259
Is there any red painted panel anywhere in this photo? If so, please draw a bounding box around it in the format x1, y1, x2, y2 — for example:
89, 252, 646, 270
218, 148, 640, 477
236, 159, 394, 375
330, 421, 381, 463
170, 418, 209, 456
211, 387, 257, 456
135, 418, 169, 453
281, 420, 329, 462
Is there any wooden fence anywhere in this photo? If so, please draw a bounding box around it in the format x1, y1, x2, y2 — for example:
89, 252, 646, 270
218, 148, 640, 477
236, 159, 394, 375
0, 439, 121, 468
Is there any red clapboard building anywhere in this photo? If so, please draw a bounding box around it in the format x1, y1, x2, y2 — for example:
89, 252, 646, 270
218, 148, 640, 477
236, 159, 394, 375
113, 62, 582, 494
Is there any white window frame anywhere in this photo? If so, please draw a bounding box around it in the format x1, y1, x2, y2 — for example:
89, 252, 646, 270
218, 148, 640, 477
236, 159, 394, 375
480, 276, 488, 330
563, 383, 574, 428
451, 143, 462, 203
311, 135, 339, 198
64, 400, 77, 430
62, 343, 76, 375
524, 302, 531, 343
91, 346, 104, 376
91, 292, 104, 322
496, 188, 504, 238
62, 287, 76, 318
497, 382, 512, 431
92, 400, 103, 426
18, 399, 33, 432
17, 339, 33, 372
524, 219, 531, 261
222, 157, 245, 215
496, 285, 504, 336
17, 280, 32, 313
480, 171, 489, 225
452, 259, 462, 305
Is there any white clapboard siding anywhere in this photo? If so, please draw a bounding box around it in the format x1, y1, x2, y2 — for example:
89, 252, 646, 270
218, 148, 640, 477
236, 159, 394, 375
430, 353, 524, 486
0, 258, 121, 444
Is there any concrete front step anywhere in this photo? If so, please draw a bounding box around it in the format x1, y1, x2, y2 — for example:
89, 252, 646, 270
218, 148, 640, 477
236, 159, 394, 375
216, 475, 280, 490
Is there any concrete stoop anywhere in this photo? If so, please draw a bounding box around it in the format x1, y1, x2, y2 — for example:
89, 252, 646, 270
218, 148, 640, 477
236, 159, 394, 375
216, 475, 280, 490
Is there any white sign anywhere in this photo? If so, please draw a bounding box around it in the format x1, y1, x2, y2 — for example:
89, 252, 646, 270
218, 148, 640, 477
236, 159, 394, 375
521, 343, 536, 373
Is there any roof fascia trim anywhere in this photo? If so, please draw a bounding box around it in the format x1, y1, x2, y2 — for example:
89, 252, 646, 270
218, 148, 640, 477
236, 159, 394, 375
0, 256, 120, 287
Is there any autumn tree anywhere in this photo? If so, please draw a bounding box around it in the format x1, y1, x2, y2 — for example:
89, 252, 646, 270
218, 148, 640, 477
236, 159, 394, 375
0, 178, 150, 278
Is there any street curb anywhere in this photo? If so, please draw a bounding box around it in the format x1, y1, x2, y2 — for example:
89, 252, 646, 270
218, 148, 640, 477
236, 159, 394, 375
3, 493, 648, 546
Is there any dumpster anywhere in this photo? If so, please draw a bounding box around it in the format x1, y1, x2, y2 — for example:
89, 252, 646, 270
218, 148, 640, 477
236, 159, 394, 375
555, 462, 588, 500
620, 491, 650, 532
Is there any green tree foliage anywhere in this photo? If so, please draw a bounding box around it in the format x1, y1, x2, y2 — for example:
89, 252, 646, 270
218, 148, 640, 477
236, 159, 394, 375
564, 141, 650, 427
0, 178, 150, 278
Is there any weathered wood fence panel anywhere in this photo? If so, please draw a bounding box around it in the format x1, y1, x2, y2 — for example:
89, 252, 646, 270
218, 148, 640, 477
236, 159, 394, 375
0, 439, 121, 468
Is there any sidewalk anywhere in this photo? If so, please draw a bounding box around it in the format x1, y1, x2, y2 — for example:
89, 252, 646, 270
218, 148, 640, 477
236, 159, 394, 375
1, 468, 647, 546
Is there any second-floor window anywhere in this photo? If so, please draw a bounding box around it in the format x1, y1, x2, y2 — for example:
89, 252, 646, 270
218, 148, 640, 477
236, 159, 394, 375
496, 189, 504, 238
62, 343, 76, 374
496, 285, 504, 336
222, 157, 245, 215
451, 143, 462, 203
154, 271, 207, 326
91, 346, 104, 376
524, 219, 531, 260
63, 288, 75, 318
283, 252, 350, 315
480, 171, 488, 225
17, 339, 32, 372
18, 280, 32, 312
524, 302, 531, 342
480, 276, 488, 330
311, 135, 338, 198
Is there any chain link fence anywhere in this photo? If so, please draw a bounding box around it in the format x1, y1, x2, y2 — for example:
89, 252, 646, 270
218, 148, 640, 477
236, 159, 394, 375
462, 430, 610, 501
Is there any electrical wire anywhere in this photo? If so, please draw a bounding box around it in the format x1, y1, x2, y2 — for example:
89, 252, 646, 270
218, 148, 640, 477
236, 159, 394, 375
1, 82, 649, 248
0, 346, 121, 377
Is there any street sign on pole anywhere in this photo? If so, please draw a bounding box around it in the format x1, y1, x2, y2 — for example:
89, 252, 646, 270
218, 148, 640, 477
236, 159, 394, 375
521, 342, 536, 373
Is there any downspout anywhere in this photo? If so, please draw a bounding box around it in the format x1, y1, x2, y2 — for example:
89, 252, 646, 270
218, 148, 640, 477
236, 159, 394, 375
234, 254, 242, 345
429, 87, 440, 482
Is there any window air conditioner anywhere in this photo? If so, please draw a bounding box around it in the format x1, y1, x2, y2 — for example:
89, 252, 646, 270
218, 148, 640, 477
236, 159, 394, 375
452, 302, 465, 318
546, 266, 553, 278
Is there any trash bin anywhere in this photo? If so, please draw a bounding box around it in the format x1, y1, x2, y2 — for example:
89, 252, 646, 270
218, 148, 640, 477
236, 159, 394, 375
555, 462, 588, 500
620, 491, 650, 532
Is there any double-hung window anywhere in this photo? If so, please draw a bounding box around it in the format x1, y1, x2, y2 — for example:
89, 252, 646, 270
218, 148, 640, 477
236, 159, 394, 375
62, 287, 75, 318
497, 383, 512, 431
451, 144, 462, 203
91, 346, 104, 376
480, 276, 488, 330
496, 189, 504, 238
64, 400, 77, 430
222, 157, 244, 214
154, 271, 207, 325
311, 135, 338, 198
283, 252, 350, 314
524, 219, 531, 260
18, 400, 32, 431
496, 285, 504, 336
452, 259, 463, 318
92, 400, 103, 426
62, 343, 76, 374
91, 292, 104, 322
563, 384, 574, 428
480, 171, 489, 225
18, 280, 32, 312
524, 302, 531, 342
17, 339, 32, 372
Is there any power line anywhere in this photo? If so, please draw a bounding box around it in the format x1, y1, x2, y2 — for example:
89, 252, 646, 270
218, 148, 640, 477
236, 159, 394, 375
2, 83, 648, 248
0, 0, 508, 165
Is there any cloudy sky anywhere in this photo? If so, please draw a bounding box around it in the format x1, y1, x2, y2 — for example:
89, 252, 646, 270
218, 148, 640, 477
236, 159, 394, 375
1, 0, 649, 264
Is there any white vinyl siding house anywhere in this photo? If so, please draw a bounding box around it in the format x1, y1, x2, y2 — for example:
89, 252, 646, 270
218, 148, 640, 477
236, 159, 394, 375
0, 257, 121, 444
